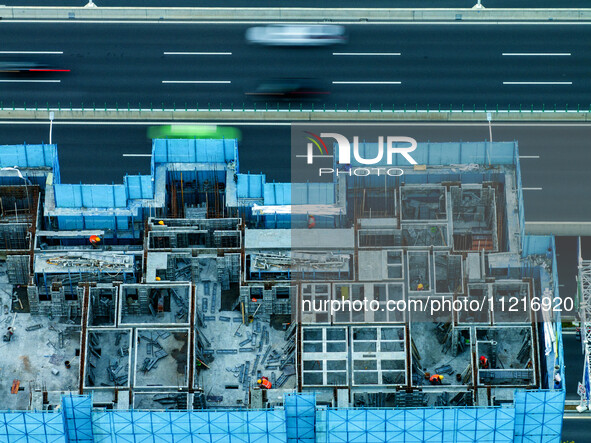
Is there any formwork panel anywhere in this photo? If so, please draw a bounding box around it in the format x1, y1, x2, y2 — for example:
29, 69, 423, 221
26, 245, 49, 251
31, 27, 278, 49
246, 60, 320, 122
84, 329, 132, 390
351, 326, 406, 387
134, 328, 190, 389
119, 283, 191, 326
301, 326, 348, 388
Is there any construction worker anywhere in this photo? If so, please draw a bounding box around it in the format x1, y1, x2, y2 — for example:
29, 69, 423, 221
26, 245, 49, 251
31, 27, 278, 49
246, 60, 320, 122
307, 215, 316, 229
257, 376, 272, 389
429, 374, 443, 385
89, 234, 101, 248
155, 276, 161, 281
417, 283, 424, 291
3, 326, 14, 342
158, 220, 165, 226
479, 355, 489, 369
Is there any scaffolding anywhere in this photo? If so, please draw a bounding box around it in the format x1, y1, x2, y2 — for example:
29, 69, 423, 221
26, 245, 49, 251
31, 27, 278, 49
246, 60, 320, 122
578, 238, 591, 405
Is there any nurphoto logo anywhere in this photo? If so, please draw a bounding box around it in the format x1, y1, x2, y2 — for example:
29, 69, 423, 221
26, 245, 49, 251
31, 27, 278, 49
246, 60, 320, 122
300, 131, 419, 177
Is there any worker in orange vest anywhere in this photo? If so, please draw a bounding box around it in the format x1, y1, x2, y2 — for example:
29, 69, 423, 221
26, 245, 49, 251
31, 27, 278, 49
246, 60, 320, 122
429, 374, 443, 385
479, 356, 489, 369
89, 235, 101, 248
257, 376, 272, 389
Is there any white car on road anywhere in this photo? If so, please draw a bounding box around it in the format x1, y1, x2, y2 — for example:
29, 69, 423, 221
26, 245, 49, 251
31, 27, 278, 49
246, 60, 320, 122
246, 24, 347, 46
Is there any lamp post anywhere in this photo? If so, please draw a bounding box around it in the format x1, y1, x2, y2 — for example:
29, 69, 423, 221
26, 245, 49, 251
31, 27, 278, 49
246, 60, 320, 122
49, 111, 54, 145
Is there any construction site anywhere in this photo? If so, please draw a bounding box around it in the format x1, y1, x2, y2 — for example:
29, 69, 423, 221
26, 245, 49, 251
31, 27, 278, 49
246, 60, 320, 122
0, 136, 564, 442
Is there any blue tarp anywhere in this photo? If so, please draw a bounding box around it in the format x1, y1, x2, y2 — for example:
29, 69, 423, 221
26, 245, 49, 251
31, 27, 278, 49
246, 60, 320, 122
514, 390, 565, 443
92, 409, 287, 443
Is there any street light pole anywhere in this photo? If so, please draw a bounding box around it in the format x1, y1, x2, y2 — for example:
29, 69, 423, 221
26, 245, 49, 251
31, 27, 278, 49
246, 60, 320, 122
49, 111, 54, 145
487, 112, 492, 166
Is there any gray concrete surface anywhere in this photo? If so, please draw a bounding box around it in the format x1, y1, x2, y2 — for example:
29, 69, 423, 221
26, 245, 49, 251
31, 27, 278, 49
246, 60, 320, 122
1, 6, 591, 21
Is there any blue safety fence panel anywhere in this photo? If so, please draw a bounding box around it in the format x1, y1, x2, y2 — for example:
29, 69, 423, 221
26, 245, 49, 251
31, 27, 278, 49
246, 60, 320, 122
237, 174, 265, 199
152, 138, 237, 165
265, 183, 291, 205
522, 235, 553, 257
54, 184, 127, 208
124, 175, 154, 199
285, 393, 316, 443
514, 390, 565, 443
62, 394, 93, 443
319, 407, 514, 443
0, 144, 57, 168
92, 409, 286, 443
347, 142, 517, 167
292, 183, 334, 205
0, 411, 67, 443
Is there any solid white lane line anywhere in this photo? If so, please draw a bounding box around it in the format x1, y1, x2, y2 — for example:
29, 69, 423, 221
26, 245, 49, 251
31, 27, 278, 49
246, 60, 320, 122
164, 52, 232, 55
519, 155, 540, 159
503, 81, 572, 85
522, 187, 543, 191
502, 52, 571, 56
0, 80, 61, 83
333, 81, 401, 85
0, 51, 63, 54
333, 52, 401, 56
162, 80, 231, 84
122, 154, 152, 157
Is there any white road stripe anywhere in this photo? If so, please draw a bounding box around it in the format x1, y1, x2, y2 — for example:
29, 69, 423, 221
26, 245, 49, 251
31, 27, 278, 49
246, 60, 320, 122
0, 80, 61, 83
162, 80, 231, 84
164, 52, 232, 55
333, 52, 401, 56
122, 154, 152, 157
504, 81, 572, 85
522, 187, 543, 191
519, 155, 540, 159
502, 52, 571, 56
333, 81, 401, 85
0, 51, 63, 54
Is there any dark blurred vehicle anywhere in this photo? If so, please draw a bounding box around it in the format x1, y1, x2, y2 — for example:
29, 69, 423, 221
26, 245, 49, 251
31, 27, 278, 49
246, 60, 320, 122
245, 24, 347, 46
245, 78, 330, 100
0, 61, 69, 74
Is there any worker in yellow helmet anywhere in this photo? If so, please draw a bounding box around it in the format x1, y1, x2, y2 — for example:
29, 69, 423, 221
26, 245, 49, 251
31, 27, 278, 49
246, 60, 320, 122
257, 377, 272, 389
89, 234, 101, 248
429, 374, 444, 385
417, 283, 424, 291
158, 220, 165, 226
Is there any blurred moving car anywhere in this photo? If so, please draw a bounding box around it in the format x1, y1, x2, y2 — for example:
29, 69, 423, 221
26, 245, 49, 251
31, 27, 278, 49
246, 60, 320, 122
245, 25, 346, 46
147, 125, 242, 141
0, 61, 69, 73
245, 78, 330, 100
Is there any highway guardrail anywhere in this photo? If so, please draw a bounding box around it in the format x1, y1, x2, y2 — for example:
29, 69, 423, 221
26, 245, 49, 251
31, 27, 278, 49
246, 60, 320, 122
1, 7, 591, 22
0, 102, 591, 121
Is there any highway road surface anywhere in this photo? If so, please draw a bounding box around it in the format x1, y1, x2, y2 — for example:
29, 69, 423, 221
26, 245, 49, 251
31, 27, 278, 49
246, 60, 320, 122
0, 121, 590, 226
0, 23, 589, 110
